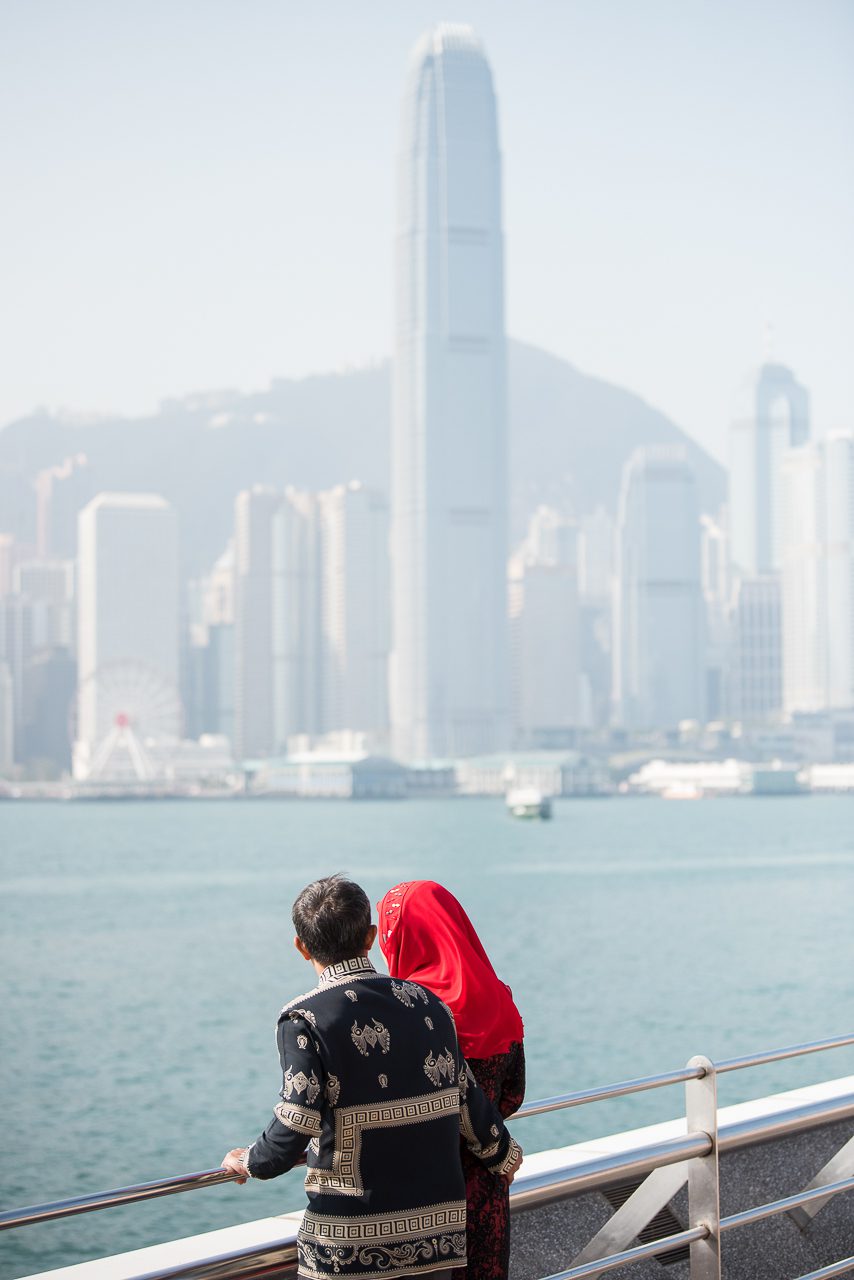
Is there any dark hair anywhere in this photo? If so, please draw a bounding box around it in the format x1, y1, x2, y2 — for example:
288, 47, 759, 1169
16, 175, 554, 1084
292, 875, 372, 966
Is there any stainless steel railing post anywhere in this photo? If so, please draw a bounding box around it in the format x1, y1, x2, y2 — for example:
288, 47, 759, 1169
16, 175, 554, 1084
685, 1055, 721, 1280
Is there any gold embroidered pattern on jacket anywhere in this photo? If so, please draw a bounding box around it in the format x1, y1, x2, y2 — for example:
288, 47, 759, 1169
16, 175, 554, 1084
351, 1019, 391, 1056
274, 1100, 322, 1136
283, 1067, 322, 1104
423, 1048, 456, 1088
303, 1087, 460, 1197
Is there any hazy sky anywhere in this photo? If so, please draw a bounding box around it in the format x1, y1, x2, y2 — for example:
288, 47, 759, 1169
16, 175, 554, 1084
1, 0, 852, 460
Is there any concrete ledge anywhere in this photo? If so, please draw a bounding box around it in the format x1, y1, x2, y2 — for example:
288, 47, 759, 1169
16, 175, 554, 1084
510, 1076, 854, 1280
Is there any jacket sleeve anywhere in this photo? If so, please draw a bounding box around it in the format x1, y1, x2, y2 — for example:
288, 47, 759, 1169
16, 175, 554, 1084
456, 1045, 523, 1176
244, 1015, 325, 1180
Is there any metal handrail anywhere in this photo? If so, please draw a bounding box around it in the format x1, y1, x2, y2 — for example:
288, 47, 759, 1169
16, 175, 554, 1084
0, 1169, 240, 1233
796, 1261, 854, 1280
2, 1031, 854, 1280
508, 1132, 713, 1209
123, 1238, 299, 1280
719, 1090, 854, 1151
716, 1032, 854, 1074
720, 1174, 854, 1233
514, 1064, 704, 1118
2, 1033, 853, 1234
541, 1227, 710, 1280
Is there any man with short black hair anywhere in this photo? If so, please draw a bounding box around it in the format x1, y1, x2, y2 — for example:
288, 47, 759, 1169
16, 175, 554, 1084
222, 875, 522, 1280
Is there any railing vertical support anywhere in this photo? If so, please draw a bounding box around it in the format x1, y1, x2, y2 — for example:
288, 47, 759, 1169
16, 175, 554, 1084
685, 1055, 721, 1280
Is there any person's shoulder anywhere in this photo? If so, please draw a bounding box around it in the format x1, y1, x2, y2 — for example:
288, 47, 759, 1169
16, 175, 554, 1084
278, 984, 324, 1026
277, 965, 391, 1025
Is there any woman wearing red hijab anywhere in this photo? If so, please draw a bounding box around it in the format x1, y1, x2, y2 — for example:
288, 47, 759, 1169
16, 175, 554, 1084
377, 881, 525, 1280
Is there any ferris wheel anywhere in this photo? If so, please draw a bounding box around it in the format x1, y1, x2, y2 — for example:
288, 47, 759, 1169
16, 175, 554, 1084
71, 660, 184, 781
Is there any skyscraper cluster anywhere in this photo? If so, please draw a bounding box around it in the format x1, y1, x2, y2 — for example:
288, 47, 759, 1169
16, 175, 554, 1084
0, 23, 852, 784
226, 481, 389, 761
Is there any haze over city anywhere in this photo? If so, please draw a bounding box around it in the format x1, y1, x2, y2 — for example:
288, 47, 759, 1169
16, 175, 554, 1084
1, 0, 852, 458
1, 3, 853, 798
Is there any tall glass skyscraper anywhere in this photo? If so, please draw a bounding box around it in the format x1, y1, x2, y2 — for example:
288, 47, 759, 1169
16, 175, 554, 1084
390, 25, 509, 761
729, 363, 810, 577
612, 448, 705, 729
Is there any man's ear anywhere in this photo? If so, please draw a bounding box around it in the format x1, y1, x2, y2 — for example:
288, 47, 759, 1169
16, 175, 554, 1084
294, 934, 312, 963
364, 924, 378, 951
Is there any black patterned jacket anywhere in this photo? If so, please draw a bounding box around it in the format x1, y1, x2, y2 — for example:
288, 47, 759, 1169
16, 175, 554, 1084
244, 956, 521, 1280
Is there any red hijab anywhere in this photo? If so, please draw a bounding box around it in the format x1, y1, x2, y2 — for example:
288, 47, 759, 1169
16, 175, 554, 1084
376, 880, 524, 1060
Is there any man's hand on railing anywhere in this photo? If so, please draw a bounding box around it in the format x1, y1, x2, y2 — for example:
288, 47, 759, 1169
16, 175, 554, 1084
221, 1149, 250, 1185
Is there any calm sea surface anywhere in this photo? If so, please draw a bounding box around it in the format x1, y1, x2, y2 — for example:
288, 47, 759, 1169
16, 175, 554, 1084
2, 796, 853, 1278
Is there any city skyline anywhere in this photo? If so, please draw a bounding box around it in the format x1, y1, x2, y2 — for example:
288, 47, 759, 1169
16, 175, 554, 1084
1, 2, 852, 460
1, 14, 853, 788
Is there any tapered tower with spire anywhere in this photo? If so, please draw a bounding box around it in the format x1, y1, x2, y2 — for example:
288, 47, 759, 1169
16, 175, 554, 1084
390, 24, 509, 760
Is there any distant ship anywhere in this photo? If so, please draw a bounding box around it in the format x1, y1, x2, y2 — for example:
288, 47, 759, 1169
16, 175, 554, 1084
506, 787, 552, 819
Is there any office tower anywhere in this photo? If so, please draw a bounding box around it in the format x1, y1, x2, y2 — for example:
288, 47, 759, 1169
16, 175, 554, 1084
76, 493, 180, 760
0, 661, 13, 771
0, 595, 34, 747
782, 435, 854, 713
233, 487, 279, 760
729, 576, 782, 723
318, 481, 389, 736
729, 363, 809, 577
182, 543, 234, 743
509, 508, 580, 747
578, 506, 614, 606
0, 535, 16, 596
21, 648, 77, 771
204, 624, 235, 743
700, 514, 731, 720
202, 543, 235, 627
14, 560, 75, 652
35, 454, 94, 559
271, 487, 321, 749
390, 24, 509, 760
576, 507, 614, 728
613, 447, 704, 728
824, 434, 854, 709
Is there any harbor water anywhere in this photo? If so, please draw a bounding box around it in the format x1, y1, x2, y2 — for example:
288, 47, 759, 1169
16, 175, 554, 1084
2, 795, 853, 1278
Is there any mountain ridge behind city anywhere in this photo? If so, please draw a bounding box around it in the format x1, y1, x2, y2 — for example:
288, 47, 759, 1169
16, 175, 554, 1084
0, 339, 725, 573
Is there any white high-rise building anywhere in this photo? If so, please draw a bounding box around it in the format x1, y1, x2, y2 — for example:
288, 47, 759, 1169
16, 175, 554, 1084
271, 488, 321, 749
390, 24, 509, 760
825, 434, 854, 710
233, 487, 323, 759
234, 487, 279, 760
76, 493, 179, 761
700, 513, 731, 721
730, 363, 809, 577
578, 506, 614, 606
319, 481, 389, 737
613, 448, 704, 729
0, 660, 13, 771
782, 434, 854, 713
509, 508, 580, 746
729, 576, 782, 724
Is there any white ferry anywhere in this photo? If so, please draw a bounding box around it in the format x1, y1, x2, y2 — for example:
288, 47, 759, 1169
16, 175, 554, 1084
505, 787, 552, 819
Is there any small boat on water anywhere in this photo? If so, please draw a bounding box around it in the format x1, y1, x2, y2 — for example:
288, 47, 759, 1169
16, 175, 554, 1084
506, 787, 552, 819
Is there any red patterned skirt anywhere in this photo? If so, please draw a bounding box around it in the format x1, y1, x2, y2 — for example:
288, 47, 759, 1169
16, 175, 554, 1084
453, 1041, 526, 1280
